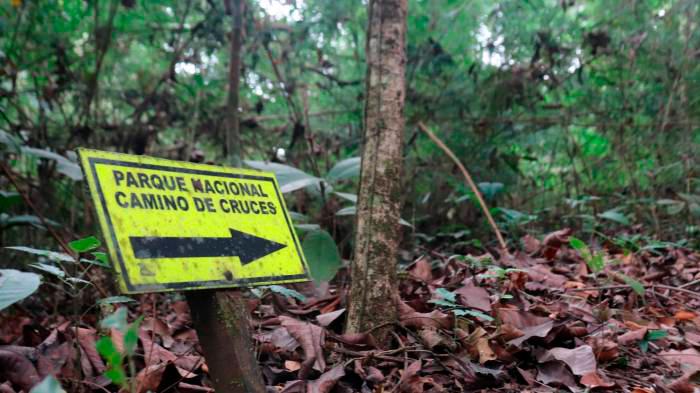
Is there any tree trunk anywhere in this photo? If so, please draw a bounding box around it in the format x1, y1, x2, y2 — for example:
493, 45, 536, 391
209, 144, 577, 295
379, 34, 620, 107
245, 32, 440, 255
224, 0, 244, 166
345, 0, 407, 343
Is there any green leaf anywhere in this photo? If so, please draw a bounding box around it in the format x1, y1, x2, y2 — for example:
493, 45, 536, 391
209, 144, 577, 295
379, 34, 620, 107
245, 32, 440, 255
100, 307, 128, 332
477, 182, 504, 200
569, 237, 587, 251
436, 287, 457, 303
104, 368, 126, 386
646, 329, 668, 341
336, 205, 412, 227
5, 246, 74, 262
96, 336, 122, 366
0, 191, 21, 212
619, 273, 645, 296
268, 285, 307, 302
333, 191, 357, 203
302, 229, 342, 283
244, 160, 322, 193
429, 299, 458, 307
325, 157, 361, 182
452, 308, 494, 321
68, 236, 101, 253
29, 263, 65, 278
0, 269, 41, 312
123, 317, 143, 356
21, 147, 83, 181
29, 376, 66, 393
98, 296, 136, 305
598, 209, 630, 225
588, 254, 605, 273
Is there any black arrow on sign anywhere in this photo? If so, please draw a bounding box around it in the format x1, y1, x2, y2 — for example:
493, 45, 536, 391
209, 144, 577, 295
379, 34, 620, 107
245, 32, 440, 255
129, 228, 287, 265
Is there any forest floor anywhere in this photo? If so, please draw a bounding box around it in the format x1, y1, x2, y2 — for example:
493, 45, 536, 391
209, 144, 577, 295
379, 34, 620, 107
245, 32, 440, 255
2, 228, 700, 393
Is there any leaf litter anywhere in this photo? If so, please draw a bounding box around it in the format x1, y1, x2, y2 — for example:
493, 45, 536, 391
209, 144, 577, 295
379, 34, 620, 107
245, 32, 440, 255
1, 228, 699, 392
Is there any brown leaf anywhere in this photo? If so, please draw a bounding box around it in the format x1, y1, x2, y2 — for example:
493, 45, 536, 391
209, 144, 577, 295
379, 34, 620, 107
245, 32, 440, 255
497, 308, 551, 330
139, 329, 177, 365
539, 345, 597, 376
507, 320, 554, 347
0, 349, 41, 391
76, 328, 106, 374
306, 364, 345, 393
618, 327, 648, 345
409, 258, 433, 282
521, 234, 541, 255
285, 360, 302, 372
536, 361, 577, 390
475, 337, 496, 364
280, 316, 326, 372
400, 302, 453, 330
316, 309, 345, 327
580, 371, 615, 389
456, 279, 492, 312
542, 228, 572, 260
418, 328, 451, 350
669, 369, 700, 393
659, 348, 700, 372
270, 326, 301, 352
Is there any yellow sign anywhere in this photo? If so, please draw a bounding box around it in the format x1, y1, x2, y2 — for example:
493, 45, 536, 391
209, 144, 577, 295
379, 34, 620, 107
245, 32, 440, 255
78, 149, 310, 294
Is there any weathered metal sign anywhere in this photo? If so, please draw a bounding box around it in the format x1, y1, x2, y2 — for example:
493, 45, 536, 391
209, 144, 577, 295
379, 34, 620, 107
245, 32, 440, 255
78, 149, 310, 293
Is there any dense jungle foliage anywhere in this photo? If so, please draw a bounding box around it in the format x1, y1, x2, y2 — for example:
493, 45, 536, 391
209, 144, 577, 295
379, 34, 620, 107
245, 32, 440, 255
1, 0, 699, 254
2, 1, 700, 392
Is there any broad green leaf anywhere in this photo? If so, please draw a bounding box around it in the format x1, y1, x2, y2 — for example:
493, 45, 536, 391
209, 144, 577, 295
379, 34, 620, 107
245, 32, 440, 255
29, 376, 66, 393
5, 246, 74, 262
646, 330, 668, 341
268, 285, 307, 302
245, 160, 322, 193
335, 205, 412, 227
0, 269, 41, 311
0, 191, 21, 212
96, 336, 122, 365
92, 252, 109, 264
123, 317, 143, 356
29, 263, 65, 278
22, 147, 83, 181
1, 215, 61, 229
619, 273, 645, 296
325, 157, 361, 182
68, 236, 101, 253
453, 308, 494, 321
569, 237, 587, 251
333, 191, 357, 203
302, 229, 342, 283
588, 254, 605, 273
477, 182, 504, 200
597, 209, 630, 226
100, 307, 128, 331
429, 299, 458, 307
98, 296, 135, 305
436, 287, 457, 303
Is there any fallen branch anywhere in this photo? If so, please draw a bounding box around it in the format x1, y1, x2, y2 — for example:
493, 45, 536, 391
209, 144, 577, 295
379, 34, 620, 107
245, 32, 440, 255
417, 122, 508, 253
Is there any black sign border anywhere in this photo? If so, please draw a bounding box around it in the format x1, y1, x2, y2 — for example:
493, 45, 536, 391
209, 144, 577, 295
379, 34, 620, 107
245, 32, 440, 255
88, 157, 309, 293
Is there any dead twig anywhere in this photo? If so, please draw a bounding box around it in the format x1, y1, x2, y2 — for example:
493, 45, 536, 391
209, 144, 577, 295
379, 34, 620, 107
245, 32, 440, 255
417, 122, 508, 254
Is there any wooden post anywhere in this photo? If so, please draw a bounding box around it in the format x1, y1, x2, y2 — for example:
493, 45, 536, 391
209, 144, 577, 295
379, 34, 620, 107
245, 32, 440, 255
186, 290, 266, 393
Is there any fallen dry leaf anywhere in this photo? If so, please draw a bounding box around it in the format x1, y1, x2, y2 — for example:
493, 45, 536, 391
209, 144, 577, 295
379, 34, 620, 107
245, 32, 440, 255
280, 316, 326, 372
456, 279, 492, 312
306, 364, 345, 393
580, 371, 615, 389
540, 345, 597, 376
0, 349, 41, 391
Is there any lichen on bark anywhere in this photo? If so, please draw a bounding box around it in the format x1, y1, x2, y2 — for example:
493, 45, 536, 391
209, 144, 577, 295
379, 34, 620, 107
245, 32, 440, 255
345, 0, 407, 345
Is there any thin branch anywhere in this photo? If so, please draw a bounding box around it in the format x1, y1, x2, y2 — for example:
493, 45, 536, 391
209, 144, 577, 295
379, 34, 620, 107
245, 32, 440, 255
0, 162, 75, 259
417, 121, 508, 253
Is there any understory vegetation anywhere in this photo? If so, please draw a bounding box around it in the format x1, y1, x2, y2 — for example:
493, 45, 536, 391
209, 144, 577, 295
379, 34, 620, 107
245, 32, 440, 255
0, 0, 699, 392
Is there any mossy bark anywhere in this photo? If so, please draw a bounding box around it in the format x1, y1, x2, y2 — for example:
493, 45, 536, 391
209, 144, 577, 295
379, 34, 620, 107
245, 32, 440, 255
345, 0, 407, 343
